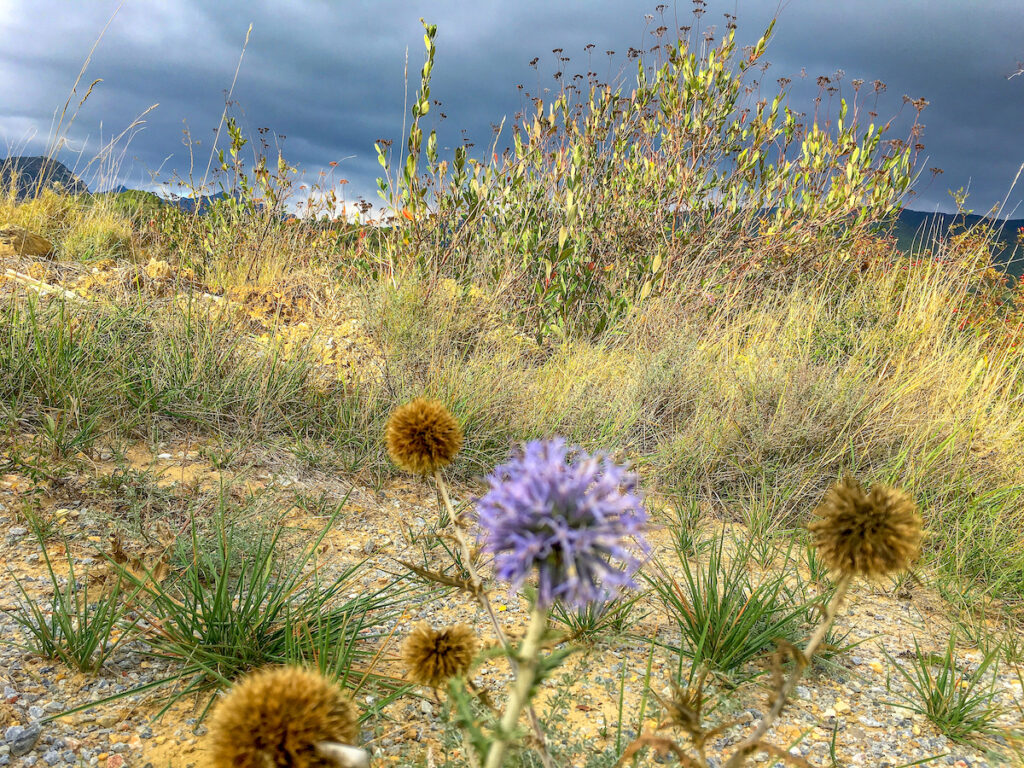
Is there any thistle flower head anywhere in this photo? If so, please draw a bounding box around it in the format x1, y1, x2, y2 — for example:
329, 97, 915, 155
206, 665, 359, 768
385, 398, 463, 475
475, 438, 650, 608
809, 476, 922, 578
401, 622, 478, 687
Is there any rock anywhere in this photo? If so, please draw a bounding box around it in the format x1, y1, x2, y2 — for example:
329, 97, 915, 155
144, 258, 173, 282
94, 712, 121, 728
4, 722, 42, 756
0, 226, 53, 258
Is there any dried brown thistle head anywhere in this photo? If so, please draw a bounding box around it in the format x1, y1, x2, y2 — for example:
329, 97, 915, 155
809, 476, 922, 579
206, 665, 359, 768
655, 677, 705, 737
385, 398, 463, 475
402, 622, 477, 687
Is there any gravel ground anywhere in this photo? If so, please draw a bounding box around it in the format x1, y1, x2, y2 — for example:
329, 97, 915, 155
1, 456, 1022, 767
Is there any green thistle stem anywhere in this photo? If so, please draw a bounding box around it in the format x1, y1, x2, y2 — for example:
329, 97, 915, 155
484, 604, 549, 768
723, 573, 852, 768
432, 470, 554, 768
433, 470, 500, 633
434, 467, 464, 528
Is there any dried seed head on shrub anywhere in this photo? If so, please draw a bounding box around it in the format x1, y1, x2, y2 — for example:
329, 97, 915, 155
402, 622, 477, 687
809, 476, 922, 578
385, 398, 463, 475
206, 665, 359, 768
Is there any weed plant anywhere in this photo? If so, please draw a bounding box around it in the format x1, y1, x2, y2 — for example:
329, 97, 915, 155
96, 509, 417, 717
885, 635, 1007, 745
7, 525, 140, 674
548, 592, 647, 645
649, 531, 811, 679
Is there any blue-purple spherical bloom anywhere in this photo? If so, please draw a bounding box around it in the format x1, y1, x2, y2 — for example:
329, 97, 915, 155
475, 438, 650, 608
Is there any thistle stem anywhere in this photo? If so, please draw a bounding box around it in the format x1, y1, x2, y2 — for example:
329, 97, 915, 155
723, 573, 852, 768
433, 471, 499, 635
315, 742, 370, 768
483, 604, 549, 768
432, 470, 554, 768
434, 467, 463, 528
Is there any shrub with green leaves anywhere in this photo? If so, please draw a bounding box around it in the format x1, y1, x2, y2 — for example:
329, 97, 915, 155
377, 17, 920, 339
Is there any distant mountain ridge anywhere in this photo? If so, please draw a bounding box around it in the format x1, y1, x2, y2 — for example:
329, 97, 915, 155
165, 191, 229, 215
0, 156, 88, 196
890, 209, 1024, 277
1, 155, 228, 213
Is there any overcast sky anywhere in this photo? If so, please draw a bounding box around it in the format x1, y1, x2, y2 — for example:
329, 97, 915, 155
1, 0, 1022, 215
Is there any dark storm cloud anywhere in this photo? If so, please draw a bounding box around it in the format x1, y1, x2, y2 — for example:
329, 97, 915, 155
1, 1, 1021, 214
757, 0, 1024, 215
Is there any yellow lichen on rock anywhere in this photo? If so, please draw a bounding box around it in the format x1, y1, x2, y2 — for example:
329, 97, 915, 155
145, 257, 174, 282
0, 225, 53, 258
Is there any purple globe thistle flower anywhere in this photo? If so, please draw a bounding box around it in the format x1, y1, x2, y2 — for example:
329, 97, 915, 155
476, 438, 650, 608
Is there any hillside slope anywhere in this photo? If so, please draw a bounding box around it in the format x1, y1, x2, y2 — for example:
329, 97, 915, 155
0, 155, 88, 197
891, 209, 1024, 277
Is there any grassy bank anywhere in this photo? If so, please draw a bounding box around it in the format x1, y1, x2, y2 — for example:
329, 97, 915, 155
2, 229, 1023, 610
